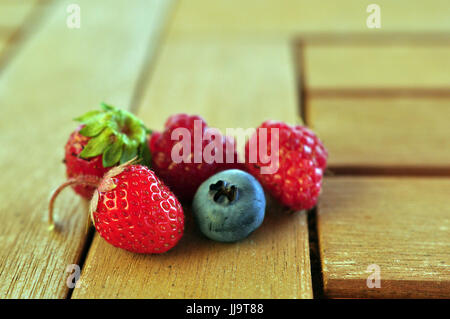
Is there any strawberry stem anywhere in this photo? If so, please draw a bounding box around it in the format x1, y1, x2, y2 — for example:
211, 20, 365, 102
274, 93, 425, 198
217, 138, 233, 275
48, 175, 102, 231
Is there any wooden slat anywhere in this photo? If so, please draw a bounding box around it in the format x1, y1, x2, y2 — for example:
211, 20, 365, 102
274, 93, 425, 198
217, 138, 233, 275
307, 97, 450, 173
0, 0, 173, 298
304, 44, 450, 91
169, 0, 450, 38
74, 204, 312, 299
138, 38, 300, 133
317, 177, 450, 298
0, 0, 38, 30
72, 35, 313, 298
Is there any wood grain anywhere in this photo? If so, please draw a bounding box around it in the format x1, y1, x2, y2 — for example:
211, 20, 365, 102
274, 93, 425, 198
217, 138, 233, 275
307, 97, 450, 172
73, 203, 312, 299
138, 38, 300, 134
304, 44, 450, 91
317, 177, 450, 298
0, 0, 173, 298
3, 0, 448, 299
169, 0, 450, 38
72, 34, 313, 298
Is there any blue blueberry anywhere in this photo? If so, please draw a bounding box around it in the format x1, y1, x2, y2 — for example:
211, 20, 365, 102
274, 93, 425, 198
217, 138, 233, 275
192, 169, 266, 242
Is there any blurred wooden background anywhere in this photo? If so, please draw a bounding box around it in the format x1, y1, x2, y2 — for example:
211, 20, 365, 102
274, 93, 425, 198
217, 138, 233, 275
0, 0, 448, 298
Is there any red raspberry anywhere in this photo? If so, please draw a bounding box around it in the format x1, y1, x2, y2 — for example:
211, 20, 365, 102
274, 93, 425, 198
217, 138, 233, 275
91, 164, 184, 254
149, 114, 242, 202
244, 121, 327, 211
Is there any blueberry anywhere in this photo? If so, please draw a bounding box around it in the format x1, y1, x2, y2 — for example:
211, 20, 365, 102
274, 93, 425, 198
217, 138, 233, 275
192, 169, 266, 242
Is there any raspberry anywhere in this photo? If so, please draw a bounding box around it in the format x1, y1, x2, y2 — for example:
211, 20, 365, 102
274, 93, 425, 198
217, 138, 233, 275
244, 120, 327, 210
149, 114, 242, 202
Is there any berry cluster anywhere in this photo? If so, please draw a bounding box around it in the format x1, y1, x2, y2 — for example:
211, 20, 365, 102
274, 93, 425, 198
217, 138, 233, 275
49, 104, 327, 254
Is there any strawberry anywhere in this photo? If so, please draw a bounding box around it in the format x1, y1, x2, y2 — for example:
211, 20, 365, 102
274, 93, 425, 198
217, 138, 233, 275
64, 103, 151, 199
91, 164, 184, 253
148, 113, 242, 202
244, 120, 328, 211
49, 162, 184, 254
64, 126, 109, 199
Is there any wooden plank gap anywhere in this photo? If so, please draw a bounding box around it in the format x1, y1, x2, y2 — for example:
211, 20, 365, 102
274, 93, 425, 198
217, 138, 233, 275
65, 226, 95, 299
296, 32, 450, 47
307, 208, 325, 298
327, 166, 450, 178
309, 88, 450, 99
128, 0, 180, 113
292, 39, 308, 125
0, 0, 177, 298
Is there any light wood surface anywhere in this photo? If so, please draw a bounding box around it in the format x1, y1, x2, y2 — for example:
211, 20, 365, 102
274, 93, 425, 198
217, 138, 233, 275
307, 97, 450, 172
72, 34, 313, 298
0, 0, 38, 30
0, 0, 173, 298
73, 203, 312, 299
138, 38, 300, 134
0, 37, 7, 56
169, 0, 450, 38
1, 0, 449, 299
304, 44, 450, 91
317, 177, 450, 298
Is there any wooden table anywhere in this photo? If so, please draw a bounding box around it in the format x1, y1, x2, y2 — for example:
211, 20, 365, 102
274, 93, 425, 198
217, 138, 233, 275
0, 0, 448, 299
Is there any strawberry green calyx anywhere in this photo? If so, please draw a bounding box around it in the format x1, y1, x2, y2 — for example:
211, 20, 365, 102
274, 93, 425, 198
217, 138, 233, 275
75, 103, 151, 167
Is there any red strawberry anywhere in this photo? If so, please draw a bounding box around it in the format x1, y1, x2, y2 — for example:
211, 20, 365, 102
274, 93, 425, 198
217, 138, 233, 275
64, 103, 151, 199
148, 114, 242, 202
64, 126, 109, 199
91, 164, 184, 254
244, 120, 327, 211
49, 162, 184, 253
